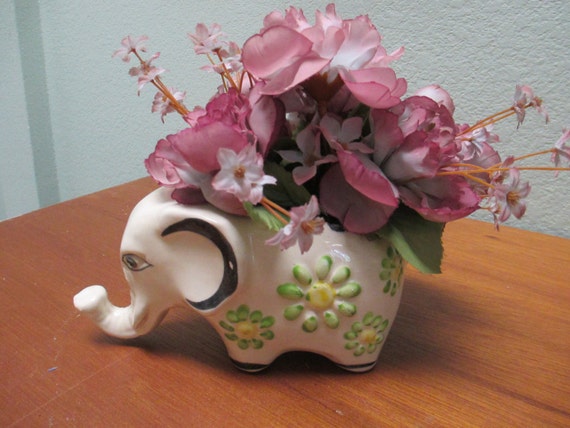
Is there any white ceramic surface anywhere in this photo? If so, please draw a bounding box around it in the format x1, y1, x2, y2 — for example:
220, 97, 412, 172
74, 187, 405, 372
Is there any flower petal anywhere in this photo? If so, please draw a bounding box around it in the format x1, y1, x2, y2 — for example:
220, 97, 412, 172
320, 164, 396, 233
340, 67, 406, 108
337, 150, 399, 207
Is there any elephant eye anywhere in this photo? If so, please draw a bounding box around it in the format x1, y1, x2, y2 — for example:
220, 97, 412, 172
122, 254, 152, 271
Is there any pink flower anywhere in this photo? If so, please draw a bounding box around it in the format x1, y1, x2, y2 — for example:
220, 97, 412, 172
513, 84, 549, 127
457, 141, 502, 194
128, 52, 166, 94
152, 88, 186, 122
370, 100, 455, 183
369, 100, 481, 222
144, 136, 207, 189
183, 106, 207, 126
338, 67, 406, 109
266, 196, 325, 253
212, 145, 276, 204
414, 84, 455, 115
319, 150, 399, 233
262, 6, 311, 32
319, 163, 397, 234
278, 122, 337, 184
198, 89, 250, 129
551, 128, 570, 175
398, 175, 480, 222
247, 83, 285, 156
172, 122, 249, 174
201, 41, 243, 75
513, 85, 534, 126
146, 124, 252, 215
455, 124, 500, 160
241, 4, 406, 108
488, 168, 531, 226
391, 94, 456, 147
319, 114, 372, 153
242, 25, 329, 95
113, 35, 148, 62
188, 23, 225, 55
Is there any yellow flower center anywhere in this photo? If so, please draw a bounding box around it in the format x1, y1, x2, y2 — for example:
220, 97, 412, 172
235, 321, 258, 339
360, 328, 378, 345
507, 191, 520, 205
307, 281, 336, 310
234, 165, 246, 179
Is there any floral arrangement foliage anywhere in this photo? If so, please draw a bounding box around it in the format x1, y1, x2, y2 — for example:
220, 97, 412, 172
114, 4, 569, 273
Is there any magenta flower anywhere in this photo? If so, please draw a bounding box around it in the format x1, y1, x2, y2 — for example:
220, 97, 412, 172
266, 196, 325, 253
212, 145, 276, 204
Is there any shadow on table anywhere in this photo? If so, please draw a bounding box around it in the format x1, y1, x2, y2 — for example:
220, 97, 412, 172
91, 276, 474, 375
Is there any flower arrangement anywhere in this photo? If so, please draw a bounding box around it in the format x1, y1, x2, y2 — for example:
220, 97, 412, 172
114, 4, 569, 273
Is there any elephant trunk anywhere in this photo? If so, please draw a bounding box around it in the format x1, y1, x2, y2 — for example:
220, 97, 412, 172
73, 285, 166, 339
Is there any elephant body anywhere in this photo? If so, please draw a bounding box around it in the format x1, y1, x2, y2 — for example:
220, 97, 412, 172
74, 187, 405, 372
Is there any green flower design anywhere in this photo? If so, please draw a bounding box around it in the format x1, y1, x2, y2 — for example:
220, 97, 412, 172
219, 304, 275, 350
344, 312, 389, 356
277, 255, 362, 333
379, 246, 404, 296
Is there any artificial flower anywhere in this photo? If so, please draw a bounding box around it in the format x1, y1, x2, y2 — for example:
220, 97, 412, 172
112, 35, 148, 62
152, 88, 186, 122
212, 145, 277, 204
488, 169, 531, 226
265, 196, 325, 253
116, 3, 569, 273
128, 52, 166, 94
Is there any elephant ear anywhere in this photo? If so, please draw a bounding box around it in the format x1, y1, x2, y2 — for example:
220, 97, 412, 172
162, 218, 238, 310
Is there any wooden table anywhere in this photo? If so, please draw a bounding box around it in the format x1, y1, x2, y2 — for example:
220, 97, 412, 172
1, 178, 569, 426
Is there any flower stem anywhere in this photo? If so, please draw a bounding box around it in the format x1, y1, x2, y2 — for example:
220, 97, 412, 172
261, 197, 290, 224
133, 50, 189, 116
458, 102, 533, 135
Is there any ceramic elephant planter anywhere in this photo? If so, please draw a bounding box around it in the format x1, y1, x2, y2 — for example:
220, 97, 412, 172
74, 187, 405, 372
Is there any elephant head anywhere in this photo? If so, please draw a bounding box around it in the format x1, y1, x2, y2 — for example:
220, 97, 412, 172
73, 188, 249, 339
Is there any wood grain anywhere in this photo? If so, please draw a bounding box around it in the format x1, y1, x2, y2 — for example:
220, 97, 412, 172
1, 177, 569, 426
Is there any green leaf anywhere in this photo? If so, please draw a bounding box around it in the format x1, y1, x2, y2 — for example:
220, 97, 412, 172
263, 162, 311, 207
243, 202, 283, 232
377, 206, 445, 274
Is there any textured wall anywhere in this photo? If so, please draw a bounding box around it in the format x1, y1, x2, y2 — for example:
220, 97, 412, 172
1, 1, 40, 218
5, 0, 570, 237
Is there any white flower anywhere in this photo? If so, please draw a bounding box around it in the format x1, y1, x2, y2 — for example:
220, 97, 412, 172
266, 196, 325, 253
212, 145, 276, 204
